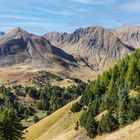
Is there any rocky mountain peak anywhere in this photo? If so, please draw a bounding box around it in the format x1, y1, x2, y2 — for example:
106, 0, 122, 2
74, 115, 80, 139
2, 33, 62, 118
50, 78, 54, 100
112, 25, 140, 48
9, 27, 27, 35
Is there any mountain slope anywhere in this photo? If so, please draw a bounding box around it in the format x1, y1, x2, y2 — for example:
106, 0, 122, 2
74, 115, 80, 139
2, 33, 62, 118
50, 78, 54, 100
24, 49, 140, 140
24, 98, 85, 140
24, 96, 140, 140
112, 25, 140, 49
0, 27, 76, 69
45, 26, 135, 71
0, 31, 5, 36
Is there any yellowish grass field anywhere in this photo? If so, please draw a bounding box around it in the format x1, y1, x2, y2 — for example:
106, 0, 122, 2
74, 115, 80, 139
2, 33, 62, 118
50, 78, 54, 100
0, 65, 38, 86
24, 98, 83, 140
94, 119, 140, 140
0, 65, 75, 87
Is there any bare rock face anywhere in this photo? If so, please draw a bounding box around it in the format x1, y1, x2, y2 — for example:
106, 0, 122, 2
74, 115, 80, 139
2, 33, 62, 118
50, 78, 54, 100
0, 27, 76, 68
44, 26, 134, 71
112, 25, 140, 49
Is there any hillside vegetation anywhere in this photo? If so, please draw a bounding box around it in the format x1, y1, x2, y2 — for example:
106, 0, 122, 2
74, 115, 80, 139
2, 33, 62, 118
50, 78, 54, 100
24, 95, 140, 140
78, 49, 140, 138
0, 73, 86, 129
24, 98, 85, 140
24, 49, 140, 140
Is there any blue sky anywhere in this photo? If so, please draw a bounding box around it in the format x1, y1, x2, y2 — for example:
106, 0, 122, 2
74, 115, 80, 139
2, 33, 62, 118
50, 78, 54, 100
0, 0, 140, 35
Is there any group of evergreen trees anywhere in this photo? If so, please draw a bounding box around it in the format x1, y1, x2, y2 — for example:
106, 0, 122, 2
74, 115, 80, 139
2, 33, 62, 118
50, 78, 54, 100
0, 107, 23, 140
0, 76, 86, 139
78, 49, 140, 138
0, 78, 86, 121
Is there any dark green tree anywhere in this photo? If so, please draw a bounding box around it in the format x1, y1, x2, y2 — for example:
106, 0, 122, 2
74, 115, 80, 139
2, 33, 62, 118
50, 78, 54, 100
85, 113, 98, 138
0, 107, 24, 140
33, 115, 39, 123
70, 102, 82, 113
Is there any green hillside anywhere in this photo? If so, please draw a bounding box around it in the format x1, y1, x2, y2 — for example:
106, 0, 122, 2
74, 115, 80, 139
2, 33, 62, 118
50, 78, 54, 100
78, 49, 140, 138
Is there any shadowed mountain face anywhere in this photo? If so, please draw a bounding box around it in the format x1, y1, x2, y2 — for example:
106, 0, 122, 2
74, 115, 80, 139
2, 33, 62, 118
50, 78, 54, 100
0, 32, 5, 36
44, 26, 135, 70
0, 27, 76, 68
112, 25, 140, 49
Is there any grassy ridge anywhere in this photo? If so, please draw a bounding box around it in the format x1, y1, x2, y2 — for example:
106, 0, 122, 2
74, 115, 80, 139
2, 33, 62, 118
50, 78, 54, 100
24, 98, 83, 140
24, 97, 140, 140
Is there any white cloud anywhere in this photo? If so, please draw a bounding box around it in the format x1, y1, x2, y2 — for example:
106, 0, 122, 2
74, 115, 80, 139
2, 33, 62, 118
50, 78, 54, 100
36, 7, 75, 16
73, 0, 115, 5
120, 0, 140, 13
0, 14, 49, 21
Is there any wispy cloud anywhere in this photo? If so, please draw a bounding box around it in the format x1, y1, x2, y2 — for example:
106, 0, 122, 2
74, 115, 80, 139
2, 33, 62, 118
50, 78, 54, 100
35, 7, 75, 16
76, 8, 88, 12
120, 0, 140, 13
0, 0, 139, 34
72, 0, 115, 5
0, 14, 49, 21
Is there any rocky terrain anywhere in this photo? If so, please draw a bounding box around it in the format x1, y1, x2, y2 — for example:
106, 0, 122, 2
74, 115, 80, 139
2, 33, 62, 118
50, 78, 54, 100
112, 25, 140, 49
44, 26, 135, 71
0, 27, 77, 70
0, 25, 139, 83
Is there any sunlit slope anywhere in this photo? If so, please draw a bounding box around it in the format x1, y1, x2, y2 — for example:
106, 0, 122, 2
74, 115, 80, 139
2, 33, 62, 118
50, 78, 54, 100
24, 97, 86, 140
94, 119, 140, 140
24, 98, 140, 140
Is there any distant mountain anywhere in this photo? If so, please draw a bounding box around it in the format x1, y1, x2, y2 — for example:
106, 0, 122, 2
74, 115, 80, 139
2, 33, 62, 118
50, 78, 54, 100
44, 26, 134, 71
112, 25, 140, 49
0, 25, 137, 73
0, 27, 76, 68
0, 31, 5, 36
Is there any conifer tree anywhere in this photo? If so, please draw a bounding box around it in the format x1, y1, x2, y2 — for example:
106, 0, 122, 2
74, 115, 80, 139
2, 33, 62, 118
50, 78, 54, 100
0, 107, 24, 140
117, 85, 129, 126
85, 113, 97, 138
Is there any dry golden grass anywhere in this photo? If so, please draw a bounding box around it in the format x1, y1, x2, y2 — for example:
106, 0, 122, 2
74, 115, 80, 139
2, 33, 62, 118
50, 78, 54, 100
0, 65, 38, 86
95, 110, 108, 122
24, 99, 140, 140
129, 90, 139, 98
51, 78, 75, 88
94, 119, 140, 140
24, 97, 82, 140
0, 65, 75, 87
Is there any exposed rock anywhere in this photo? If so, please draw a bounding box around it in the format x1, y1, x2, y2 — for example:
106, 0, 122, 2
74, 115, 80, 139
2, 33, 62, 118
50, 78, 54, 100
112, 25, 140, 49
44, 26, 135, 71
0, 27, 76, 68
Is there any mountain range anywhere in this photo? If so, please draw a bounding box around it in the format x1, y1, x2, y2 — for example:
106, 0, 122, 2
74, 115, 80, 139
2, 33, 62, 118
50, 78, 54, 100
45, 26, 135, 71
0, 25, 139, 76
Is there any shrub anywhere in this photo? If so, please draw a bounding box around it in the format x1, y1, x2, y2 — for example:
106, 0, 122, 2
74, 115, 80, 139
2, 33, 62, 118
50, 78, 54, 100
70, 102, 82, 113
33, 115, 39, 123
